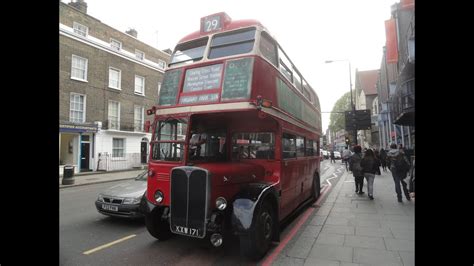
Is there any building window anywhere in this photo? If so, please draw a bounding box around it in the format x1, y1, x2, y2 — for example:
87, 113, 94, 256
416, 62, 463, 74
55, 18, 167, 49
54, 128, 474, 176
73, 22, 88, 37
108, 101, 120, 130
158, 59, 166, 70
134, 106, 144, 131
110, 38, 122, 51
112, 138, 125, 158
108, 67, 121, 89
135, 75, 145, 95
135, 50, 145, 60
70, 93, 86, 123
71, 55, 88, 81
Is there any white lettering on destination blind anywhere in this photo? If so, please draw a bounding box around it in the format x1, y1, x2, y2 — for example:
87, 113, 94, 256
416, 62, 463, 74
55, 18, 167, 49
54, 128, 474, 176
179, 93, 219, 104
183, 64, 223, 92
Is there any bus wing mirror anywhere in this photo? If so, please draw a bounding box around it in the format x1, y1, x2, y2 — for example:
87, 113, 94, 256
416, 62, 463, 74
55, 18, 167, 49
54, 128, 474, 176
144, 121, 151, 133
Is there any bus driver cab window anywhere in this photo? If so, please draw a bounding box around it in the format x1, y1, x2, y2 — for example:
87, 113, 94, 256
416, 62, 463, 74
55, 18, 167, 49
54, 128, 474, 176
189, 130, 207, 159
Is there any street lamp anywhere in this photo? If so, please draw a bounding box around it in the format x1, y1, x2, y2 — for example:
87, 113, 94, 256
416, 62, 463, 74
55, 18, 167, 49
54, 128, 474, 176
325, 59, 357, 145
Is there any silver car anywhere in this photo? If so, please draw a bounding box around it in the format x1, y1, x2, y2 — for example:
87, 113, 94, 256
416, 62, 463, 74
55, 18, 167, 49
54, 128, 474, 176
95, 170, 147, 218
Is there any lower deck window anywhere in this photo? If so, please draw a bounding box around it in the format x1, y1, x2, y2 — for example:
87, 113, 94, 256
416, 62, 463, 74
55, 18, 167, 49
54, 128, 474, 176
232, 132, 274, 160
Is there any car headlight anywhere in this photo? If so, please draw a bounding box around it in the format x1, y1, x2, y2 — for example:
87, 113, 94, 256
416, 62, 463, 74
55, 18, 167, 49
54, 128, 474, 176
98, 194, 104, 202
216, 197, 227, 210
154, 190, 164, 203
123, 197, 141, 205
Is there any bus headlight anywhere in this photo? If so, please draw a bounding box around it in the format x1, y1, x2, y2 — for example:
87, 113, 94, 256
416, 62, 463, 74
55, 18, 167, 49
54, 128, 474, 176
154, 190, 164, 203
216, 197, 227, 210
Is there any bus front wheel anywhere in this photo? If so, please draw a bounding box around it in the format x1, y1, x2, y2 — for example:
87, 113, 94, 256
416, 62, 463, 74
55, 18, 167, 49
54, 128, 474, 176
239, 200, 274, 260
145, 208, 173, 241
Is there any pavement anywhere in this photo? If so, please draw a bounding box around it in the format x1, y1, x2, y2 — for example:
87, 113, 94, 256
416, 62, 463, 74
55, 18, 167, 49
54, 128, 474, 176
59, 168, 147, 188
270, 168, 415, 266
58, 164, 414, 265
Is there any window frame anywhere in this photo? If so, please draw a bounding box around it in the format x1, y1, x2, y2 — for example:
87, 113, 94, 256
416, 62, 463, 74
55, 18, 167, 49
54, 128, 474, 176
108, 67, 121, 90
71, 54, 88, 82
134, 75, 145, 95
110, 38, 122, 51
134, 105, 144, 132
69, 93, 86, 123
135, 49, 145, 60
108, 100, 120, 130
158, 59, 166, 70
208, 27, 256, 59
282, 133, 297, 159
112, 138, 125, 158
73, 22, 88, 37
259, 31, 278, 66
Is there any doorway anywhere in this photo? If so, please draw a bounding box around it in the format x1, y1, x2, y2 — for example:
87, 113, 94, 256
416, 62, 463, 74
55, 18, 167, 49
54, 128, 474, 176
81, 142, 90, 171
141, 138, 148, 164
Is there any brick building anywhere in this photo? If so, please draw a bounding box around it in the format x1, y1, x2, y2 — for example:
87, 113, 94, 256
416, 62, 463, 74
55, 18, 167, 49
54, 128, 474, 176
377, 0, 415, 150
59, 0, 170, 174
354, 69, 379, 149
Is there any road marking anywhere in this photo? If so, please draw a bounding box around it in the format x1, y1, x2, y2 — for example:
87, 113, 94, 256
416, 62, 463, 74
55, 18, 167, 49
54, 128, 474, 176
83, 234, 136, 255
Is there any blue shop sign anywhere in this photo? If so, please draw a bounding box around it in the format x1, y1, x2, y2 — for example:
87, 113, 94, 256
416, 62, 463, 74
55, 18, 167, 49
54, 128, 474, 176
60, 124, 98, 133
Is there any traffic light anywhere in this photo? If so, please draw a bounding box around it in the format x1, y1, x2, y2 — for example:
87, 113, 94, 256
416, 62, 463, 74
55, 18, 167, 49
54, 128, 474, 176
345, 136, 350, 145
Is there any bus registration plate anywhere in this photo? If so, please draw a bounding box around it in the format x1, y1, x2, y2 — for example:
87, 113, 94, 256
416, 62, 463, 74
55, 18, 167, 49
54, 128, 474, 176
174, 225, 200, 237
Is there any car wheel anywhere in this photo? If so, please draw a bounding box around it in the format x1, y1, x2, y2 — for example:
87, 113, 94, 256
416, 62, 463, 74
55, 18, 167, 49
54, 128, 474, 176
239, 200, 275, 260
145, 208, 173, 241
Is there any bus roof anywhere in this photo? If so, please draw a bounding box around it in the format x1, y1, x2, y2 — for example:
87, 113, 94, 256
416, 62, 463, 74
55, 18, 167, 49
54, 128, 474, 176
178, 19, 264, 44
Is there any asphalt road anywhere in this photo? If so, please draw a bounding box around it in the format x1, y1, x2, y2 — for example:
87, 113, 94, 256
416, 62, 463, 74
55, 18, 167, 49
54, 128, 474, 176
59, 160, 345, 265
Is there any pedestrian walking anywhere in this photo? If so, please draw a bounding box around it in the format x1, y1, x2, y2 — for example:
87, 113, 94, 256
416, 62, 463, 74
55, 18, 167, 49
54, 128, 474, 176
360, 149, 380, 200
349, 145, 365, 194
342, 147, 352, 171
379, 148, 387, 171
387, 143, 411, 202
330, 150, 336, 163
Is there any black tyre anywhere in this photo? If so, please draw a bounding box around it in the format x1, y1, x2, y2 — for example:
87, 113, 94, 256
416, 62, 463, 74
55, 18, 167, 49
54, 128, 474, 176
145, 209, 173, 241
311, 172, 321, 202
239, 201, 275, 260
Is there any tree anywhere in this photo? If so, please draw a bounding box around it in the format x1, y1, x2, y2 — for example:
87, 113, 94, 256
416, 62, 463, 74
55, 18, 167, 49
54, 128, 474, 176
329, 92, 352, 133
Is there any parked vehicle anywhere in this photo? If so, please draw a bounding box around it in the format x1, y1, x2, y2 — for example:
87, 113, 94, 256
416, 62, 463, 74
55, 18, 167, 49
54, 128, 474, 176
321, 150, 329, 159
95, 170, 147, 218
333, 151, 341, 159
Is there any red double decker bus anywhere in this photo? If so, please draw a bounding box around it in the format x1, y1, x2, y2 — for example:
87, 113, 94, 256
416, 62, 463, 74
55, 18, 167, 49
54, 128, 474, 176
141, 12, 322, 259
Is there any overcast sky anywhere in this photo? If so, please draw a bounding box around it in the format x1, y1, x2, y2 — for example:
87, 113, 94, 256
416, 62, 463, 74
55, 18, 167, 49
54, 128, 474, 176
63, 0, 397, 133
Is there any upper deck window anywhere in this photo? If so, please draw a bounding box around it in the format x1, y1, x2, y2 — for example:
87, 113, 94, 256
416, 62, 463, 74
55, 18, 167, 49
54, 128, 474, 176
170, 37, 209, 66
259, 32, 277, 66
208, 28, 256, 59
278, 47, 293, 82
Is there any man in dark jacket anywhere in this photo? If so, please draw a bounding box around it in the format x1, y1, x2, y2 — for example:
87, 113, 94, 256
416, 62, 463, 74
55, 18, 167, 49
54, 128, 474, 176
349, 145, 364, 194
387, 143, 411, 202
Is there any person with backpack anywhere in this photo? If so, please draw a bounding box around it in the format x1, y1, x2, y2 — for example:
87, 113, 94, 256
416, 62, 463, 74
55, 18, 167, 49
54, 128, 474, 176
360, 149, 380, 200
349, 145, 365, 194
387, 143, 411, 202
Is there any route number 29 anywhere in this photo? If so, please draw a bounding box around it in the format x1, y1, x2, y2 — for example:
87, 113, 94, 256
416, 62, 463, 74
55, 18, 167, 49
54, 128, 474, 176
204, 17, 221, 32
